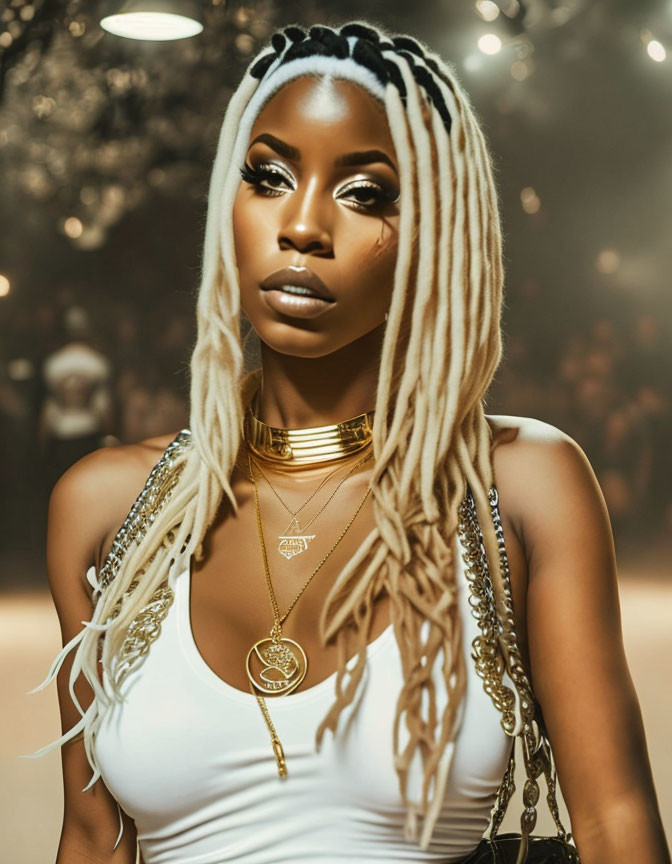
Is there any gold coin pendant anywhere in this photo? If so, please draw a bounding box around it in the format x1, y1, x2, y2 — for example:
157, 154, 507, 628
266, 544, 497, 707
245, 637, 308, 696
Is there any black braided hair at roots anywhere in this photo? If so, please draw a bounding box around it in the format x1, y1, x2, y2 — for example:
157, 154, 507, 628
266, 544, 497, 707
249, 23, 453, 135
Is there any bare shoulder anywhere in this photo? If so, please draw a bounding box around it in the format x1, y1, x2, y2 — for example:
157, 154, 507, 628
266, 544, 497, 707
49, 430, 183, 577
481, 425, 667, 858
485, 412, 611, 564
486, 412, 575, 445
45, 437, 182, 859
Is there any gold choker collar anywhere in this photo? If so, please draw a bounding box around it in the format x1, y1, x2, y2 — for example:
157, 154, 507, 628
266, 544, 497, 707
244, 396, 374, 469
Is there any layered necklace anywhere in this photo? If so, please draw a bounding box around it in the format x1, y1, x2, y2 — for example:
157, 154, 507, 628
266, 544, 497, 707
243, 394, 375, 777
250, 452, 373, 560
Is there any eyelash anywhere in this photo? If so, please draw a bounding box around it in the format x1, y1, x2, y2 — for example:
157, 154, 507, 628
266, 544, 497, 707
239, 162, 399, 212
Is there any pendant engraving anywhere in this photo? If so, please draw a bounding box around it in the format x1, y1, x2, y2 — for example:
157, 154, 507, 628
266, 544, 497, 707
246, 637, 308, 696
277, 517, 315, 560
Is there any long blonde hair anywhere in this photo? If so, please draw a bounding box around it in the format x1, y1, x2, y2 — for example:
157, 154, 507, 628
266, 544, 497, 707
32, 21, 507, 849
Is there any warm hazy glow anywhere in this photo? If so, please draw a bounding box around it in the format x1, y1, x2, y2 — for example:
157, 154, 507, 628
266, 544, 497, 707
478, 33, 502, 55
520, 186, 541, 214
647, 40, 667, 62
463, 53, 484, 72
0, 274, 10, 297
100, 12, 203, 41
510, 60, 530, 81
475, 0, 500, 22
7, 358, 34, 380
597, 248, 621, 274
64, 217, 83, 238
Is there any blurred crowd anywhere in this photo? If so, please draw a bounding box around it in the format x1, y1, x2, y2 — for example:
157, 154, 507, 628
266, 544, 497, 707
0, 287, 192, 556
0, 288, 669, 563
491, 314, 671, 547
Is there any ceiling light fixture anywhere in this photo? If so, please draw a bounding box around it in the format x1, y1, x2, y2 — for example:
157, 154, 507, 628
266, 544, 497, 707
101, 1, 204, 41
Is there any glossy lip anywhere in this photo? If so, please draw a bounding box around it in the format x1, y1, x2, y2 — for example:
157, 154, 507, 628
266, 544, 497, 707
261, 289, 334, 319
260, 266, 335, 302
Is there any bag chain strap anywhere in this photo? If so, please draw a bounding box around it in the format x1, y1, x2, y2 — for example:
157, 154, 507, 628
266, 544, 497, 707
97, 430, 191, 593
95, 430, 191, 680
458, 485, 575, 863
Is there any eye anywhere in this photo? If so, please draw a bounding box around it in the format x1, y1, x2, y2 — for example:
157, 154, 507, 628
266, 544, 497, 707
336, 179, 399, 213
239, 162, 295, 196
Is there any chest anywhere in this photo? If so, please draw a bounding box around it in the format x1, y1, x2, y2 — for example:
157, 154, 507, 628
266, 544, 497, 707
187, 464, 530, 696
95, 541, 515, 862
190, 463, 390, 693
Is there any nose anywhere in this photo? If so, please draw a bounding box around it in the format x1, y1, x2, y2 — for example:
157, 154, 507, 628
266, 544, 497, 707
278, 177, 333, 255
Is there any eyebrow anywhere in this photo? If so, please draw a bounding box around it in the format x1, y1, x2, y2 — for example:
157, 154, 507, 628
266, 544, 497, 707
248, 133, 398, 175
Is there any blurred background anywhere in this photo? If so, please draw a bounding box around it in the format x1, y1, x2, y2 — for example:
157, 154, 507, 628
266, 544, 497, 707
0, 0, 670, 861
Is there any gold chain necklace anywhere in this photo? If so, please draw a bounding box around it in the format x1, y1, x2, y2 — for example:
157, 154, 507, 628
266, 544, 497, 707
250, 449, 374, 561
245, 449, 372, 777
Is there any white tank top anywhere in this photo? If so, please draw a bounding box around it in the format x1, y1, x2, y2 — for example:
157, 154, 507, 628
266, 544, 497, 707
93, 528, 518, 864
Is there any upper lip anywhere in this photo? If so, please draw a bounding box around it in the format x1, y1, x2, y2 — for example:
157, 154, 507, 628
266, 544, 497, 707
260, 266, 335, 302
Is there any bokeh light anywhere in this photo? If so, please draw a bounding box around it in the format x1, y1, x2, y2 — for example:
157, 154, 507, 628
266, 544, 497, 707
510, 60, 530, 80
63, 216, 83, 238
596, 248, 621, 274
520, 186, 541, 214
7, 358, 34, 381
647, 40, 667, 62
475, 0, 500, 22
478, 33, 502, 55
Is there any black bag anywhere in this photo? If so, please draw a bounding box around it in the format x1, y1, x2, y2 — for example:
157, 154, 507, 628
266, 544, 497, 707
455, 487, 581, 864
461, 832, 580, 862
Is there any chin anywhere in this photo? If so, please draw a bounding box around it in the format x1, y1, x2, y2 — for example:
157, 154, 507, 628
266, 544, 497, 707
254, 319, 382, 360
259, 327, 345, 359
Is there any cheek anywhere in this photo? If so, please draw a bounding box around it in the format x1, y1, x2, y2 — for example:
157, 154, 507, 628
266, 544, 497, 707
232, 188, 269, 273
231, 189, 249, 265
347, 219, 399, 291
370, 220, 399, 267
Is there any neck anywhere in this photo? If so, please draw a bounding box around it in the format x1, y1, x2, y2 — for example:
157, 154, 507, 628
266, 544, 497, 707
255, 323, 384, 428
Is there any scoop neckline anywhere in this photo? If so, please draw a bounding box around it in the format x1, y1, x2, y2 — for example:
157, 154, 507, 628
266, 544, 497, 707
175, 555, 395, 707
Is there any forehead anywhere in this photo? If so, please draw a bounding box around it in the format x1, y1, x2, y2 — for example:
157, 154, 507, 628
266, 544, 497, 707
247, 76, 394, 152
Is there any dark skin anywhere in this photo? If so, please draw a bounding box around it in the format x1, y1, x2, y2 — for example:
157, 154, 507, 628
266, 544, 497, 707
46, 76, 669, 863
232, 75, 401, 426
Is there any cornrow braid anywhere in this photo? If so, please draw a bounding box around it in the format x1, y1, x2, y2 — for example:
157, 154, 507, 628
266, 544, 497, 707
28, 19, 508, 855
249, 23, 452, 135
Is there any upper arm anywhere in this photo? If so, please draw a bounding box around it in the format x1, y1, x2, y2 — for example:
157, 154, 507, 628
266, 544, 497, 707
47, 449, 139, 862
501, 420, 667, 855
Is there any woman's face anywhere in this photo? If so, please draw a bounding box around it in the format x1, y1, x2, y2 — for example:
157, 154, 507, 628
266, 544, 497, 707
232, 75, 400, 359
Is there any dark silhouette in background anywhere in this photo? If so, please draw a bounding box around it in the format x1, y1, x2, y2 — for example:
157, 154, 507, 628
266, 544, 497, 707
0, 289, 191, 573
39, 306, 113, 493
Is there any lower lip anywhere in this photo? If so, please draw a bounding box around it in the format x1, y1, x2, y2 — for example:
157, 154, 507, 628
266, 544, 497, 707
261, 288, 335, 319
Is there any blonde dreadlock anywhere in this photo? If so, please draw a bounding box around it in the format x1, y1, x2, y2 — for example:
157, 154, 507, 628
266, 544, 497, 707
28, 21, 509, 851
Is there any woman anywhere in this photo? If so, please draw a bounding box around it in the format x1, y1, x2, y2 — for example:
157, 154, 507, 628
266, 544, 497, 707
31, 22, 669, 864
